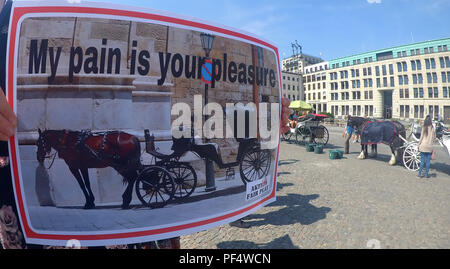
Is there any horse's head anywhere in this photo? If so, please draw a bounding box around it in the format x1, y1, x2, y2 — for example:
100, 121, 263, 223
36, 129, 52, 163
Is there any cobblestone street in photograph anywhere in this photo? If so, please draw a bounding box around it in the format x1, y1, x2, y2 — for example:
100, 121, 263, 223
181, 126, 450, 249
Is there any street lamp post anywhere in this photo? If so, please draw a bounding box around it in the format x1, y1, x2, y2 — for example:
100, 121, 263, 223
200, 33, 216, 192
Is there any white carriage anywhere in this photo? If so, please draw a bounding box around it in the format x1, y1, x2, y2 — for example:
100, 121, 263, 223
401, 120, 450, 171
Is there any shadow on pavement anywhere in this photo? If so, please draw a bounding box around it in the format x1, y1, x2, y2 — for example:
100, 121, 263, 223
244, 193, 331, 227
431, 162, 450, 176
276, 182, 293, 191
277, 171, 291, 177
278, 159, 299, 166
216, 234, 298, 249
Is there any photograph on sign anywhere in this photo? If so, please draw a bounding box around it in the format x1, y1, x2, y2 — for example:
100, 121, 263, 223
4, 1, 281, 246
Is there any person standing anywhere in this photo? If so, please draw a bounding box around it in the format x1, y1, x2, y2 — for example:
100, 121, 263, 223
417, 115, 436, 179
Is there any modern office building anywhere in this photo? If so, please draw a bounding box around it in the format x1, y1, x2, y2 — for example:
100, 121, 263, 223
325, 38, 450, 123
304, 61, 329, 112
281, 71, 303, 101
282, 53, 324, 74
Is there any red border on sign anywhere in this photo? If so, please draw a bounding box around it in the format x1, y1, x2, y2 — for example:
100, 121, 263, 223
7, 5, 282, 242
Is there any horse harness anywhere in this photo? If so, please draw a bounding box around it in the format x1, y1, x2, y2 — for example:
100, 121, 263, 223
73, 130, 123, 162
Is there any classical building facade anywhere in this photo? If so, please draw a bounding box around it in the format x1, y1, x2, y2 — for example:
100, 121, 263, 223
281, 71, 303, 101
304, 61, 329, 112
325, 38, 450, 123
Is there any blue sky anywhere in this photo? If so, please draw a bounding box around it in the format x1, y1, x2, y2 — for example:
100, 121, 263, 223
66, 0, 450, 61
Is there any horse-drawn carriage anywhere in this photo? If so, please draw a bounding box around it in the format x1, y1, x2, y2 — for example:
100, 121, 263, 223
401, 120, 450, 171
36, 109, 272, 210
282, 113, 330, 145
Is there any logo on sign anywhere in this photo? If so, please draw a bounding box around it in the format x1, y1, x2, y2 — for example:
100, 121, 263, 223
246, 177, 270, 201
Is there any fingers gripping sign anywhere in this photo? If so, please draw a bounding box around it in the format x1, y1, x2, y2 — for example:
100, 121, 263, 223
0, 88, 17, 141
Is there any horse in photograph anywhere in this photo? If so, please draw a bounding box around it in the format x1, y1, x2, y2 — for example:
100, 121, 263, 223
36, 129, 141, 209
347, 116, 406, 165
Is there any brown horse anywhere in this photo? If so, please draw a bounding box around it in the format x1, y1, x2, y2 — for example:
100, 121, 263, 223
36, 129, 141, 209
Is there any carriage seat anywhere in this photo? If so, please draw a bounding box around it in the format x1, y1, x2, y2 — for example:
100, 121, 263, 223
194, 136, 220, 152
144, 129, 173, 160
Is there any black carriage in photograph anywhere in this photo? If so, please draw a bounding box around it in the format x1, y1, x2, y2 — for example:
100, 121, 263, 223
137, 107, 273, 208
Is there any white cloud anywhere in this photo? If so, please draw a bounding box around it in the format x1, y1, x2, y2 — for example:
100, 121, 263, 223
367, 0, 382, 4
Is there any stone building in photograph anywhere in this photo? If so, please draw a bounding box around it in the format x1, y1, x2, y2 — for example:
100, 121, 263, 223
16, 17, 280, 207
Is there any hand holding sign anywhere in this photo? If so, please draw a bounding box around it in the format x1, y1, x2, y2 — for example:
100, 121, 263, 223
0, 88, 17, 141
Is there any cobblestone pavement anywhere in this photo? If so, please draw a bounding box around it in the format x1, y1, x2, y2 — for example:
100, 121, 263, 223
181, 126, 450, 249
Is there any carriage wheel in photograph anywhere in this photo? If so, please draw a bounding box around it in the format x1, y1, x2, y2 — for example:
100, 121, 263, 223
403, 143, 421, 171
313, 126, 329, 145
164, 162, 197, 200
239, 148, 272, 185
135, 166, 176, 208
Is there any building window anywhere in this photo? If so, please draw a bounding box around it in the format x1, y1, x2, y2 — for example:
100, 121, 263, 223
444, 87, 448, 98
434, 87, 439, 98
403, 75, 408, 85
418, 74, 423, 84
433, 72, 438, 83
427, 73, 432, 83
402, 61, 407, 72
416, 49, 420, 55
398, 76, 403, 85
397, 62, 401, 72
376, 66, 380, 76
431, 58, 436, 69
428, 87, 433, 98
389, 64, 394, 75
405, 105, 410, 118
440, 57, 445, 68
419, 88, 424, 98
382, 65, 387, 76
383, 77, 388, 87
425, 59, 430, 69
368, 67, 372, 75
424, 48, 429, 54
416, 60, 422, 70
414, 88, 418, 98
376, 78, 381, 88
411, 60, 416, 71
413, 74, 417, 84
405, 88, 409, 98
400, 89, 404, 98
400, 105, 404, 117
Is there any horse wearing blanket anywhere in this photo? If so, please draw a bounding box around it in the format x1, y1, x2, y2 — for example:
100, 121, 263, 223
347, 116, 406, 165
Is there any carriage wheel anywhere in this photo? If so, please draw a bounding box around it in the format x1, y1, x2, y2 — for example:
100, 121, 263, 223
135, 166, 175, 208
165, 162, 197, 200
402, 143, 421, 171
313, 126, 329, 146
281, 131, 292, 141
295, 126, 310, 144
239, 148, 272, 185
